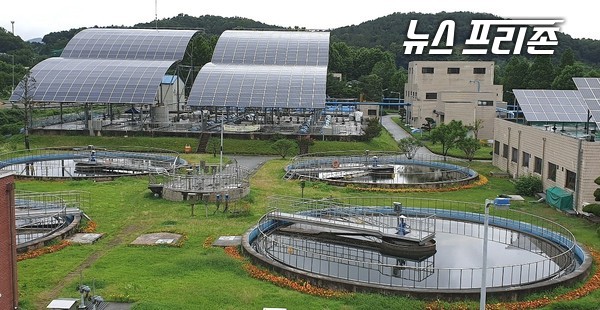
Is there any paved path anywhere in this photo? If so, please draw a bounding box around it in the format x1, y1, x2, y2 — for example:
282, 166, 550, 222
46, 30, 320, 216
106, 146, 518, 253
381, 115, 438, 158
229, 155, 278, 175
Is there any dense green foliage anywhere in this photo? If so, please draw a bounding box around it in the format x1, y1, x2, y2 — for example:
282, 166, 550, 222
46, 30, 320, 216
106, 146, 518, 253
582, 203, 600, 217
397, 136, 423, 159
428, 120, 467, 160
271, 138, 297, 158
514, 175, 543, 196
3, 12, 600, 100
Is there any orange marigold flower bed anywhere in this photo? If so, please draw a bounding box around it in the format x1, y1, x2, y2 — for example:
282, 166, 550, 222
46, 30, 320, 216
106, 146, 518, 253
427, 248, 600, 309
17, 240, 71, 261
203, 236, 215, 248
81, 220, 97, 233
224, 246, 349, 298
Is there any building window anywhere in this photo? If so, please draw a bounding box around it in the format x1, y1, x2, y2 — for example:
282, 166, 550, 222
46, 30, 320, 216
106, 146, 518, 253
422, 67, 435, 74
477, 100, 493, 106
425, 92, 438, 100
367, 109, 377, 116
447, 67, 460, 74
534, 156, 542, 174
565, 170, 576, 190
494, 141, 500, 155
522, 152, 530, 167
502, 144, 509, 158
511, 147, 518, 163
473, 67, 486, 74
548, 162, 557, 182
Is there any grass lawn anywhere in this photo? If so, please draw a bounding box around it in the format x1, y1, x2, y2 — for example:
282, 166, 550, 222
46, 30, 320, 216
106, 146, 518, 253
390, 116, 493, 160
10, 134, 600, 309
14, 159, 600, 309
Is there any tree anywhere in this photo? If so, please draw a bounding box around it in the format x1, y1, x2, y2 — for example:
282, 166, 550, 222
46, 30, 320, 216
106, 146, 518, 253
501, 56, 530, 103
398, 137, 423, 159
13, 70, 36, 150
357, 74, 383, 102
526, 55, 555, 89
466, 119, 484, 140
457, 137, 481, 161
271, 139, 296, 159
552, 63, 587, 90
429, 120, 467, 161
206, 137, 220, 157
362, 118, 382, 141
559, 48, 576, 69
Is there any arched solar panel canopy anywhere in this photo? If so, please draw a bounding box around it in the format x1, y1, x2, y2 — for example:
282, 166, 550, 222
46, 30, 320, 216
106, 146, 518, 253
188, 30, 330, 109
211, 30, 330, 66
61, 28, 197, 60
12, 58, 174, 104
191, 63, 326, 108
10, 28, 198, 104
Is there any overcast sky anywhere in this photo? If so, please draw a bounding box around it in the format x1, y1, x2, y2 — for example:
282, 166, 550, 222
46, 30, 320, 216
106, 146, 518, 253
2, 0, 598, 41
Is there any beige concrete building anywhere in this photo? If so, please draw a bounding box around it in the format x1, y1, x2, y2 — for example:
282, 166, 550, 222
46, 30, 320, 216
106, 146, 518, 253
404, 61, 503, 140
492, 118, 600, 211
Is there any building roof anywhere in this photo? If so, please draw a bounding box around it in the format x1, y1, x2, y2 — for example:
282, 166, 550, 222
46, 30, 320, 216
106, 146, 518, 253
188, 30, 329, 108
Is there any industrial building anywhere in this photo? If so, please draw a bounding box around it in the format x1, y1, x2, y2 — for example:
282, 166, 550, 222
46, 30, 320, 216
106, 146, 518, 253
404, 61, 503, 140
492, 80, 600, 211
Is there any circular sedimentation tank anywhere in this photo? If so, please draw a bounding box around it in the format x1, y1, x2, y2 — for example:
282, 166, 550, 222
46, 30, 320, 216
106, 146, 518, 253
285, 152, 479, 189
0, 146, 186, 179
243, 196, 591, 301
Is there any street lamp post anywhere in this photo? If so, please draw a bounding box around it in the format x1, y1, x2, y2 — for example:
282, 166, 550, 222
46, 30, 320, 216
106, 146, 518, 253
480, 197, 510, 310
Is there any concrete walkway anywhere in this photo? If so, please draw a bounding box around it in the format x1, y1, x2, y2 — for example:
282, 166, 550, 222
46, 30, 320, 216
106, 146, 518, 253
381, 114, 438, 158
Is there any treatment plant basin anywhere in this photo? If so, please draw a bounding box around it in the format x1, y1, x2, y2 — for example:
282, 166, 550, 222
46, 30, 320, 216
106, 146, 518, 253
243, 196, 591, 301
284, 152, 478, 189
0, 146, 186, 179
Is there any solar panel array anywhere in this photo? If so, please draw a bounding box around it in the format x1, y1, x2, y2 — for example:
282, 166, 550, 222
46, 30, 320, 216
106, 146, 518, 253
513, 89, 590, 122
61, 28, 197, 60
211, 30, 330, 66
573, 77, 600, 128
190, 64, 327, 108
10, 28, 197, 104
12, 58, 174, 103
188, 30, 330, 108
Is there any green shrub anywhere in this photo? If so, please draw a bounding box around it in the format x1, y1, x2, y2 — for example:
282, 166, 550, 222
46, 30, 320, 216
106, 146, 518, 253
582, 203, 600, 216
594, 188, 600, 201
514, 175, 543, 196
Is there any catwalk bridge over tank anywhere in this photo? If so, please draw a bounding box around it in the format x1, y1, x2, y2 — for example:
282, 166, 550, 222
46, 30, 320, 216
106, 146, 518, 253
264, 197, 436, 245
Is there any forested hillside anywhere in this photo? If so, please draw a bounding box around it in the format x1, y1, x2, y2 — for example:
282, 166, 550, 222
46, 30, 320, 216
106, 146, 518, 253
2, 11, 600, 102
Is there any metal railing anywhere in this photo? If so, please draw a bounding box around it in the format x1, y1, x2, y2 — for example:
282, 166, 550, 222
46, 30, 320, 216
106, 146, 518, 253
285, 152, 477, 186
15, 190, 90, 245
251, 196, 579, 290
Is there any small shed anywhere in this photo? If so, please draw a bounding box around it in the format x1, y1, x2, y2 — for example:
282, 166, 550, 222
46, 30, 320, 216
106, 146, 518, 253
47, 298, 79, 310
546, 186, 573, 211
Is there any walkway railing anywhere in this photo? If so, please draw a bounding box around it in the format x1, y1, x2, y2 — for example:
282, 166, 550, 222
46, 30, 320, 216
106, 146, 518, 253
251, 196, 580, 290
